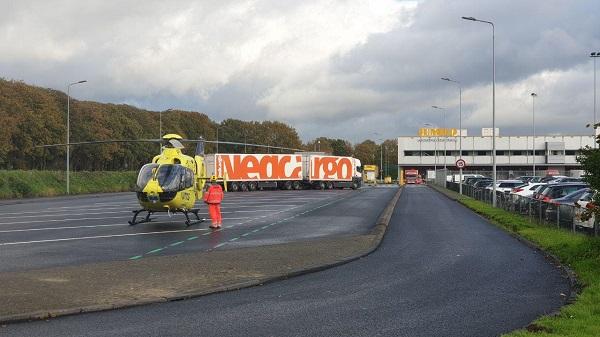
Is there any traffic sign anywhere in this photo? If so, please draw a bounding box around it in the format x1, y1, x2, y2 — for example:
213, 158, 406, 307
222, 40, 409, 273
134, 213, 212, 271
455, 159, 466, 169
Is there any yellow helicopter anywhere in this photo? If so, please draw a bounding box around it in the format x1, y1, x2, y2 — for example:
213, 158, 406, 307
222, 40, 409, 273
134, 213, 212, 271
129, 133, 226, 226
36, 132, 305, 227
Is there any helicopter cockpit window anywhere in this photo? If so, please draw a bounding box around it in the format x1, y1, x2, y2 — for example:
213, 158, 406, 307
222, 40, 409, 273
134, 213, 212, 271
157, 164, 194, 192
136, 163, 159, 191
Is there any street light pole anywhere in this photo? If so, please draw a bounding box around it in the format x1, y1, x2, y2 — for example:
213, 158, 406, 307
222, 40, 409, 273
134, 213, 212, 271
531, 93, 537, 176
380, 143, 384, 180
432, 106, 446, 187
462, 16, 496, 207
66, 80, 87, 195
592, 52, 599, 147
441, 77, 463, 194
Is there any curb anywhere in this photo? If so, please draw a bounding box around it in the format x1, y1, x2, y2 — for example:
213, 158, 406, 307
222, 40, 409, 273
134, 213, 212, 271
427, 184, 580, 310
0, 187, 403, 325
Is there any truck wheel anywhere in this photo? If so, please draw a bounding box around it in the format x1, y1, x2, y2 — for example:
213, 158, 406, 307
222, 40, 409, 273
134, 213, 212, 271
351, 182, 358, 190
283, 181, 293, 190
292, 181, 301, 190
326, 181, 334, 189
240, 182, 249, 192
248, 181, 257, 191
230, 182, 239, 192
318, 182, 326, 190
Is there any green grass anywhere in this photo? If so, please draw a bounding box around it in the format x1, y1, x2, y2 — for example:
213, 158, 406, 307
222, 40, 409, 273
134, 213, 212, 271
436, 187, 600, 336
0, 170, 137, 199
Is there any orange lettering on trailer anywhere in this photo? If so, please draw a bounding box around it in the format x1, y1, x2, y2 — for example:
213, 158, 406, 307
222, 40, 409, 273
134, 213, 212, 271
312, 157, 353, 180
219, 154, 301, 180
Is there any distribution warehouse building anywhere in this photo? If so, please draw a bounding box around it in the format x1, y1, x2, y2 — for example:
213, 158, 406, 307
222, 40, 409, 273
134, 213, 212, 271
397, 128, 597, 179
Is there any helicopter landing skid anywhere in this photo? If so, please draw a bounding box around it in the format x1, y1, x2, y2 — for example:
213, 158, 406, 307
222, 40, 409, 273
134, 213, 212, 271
128, 209, 153, 226
184, 209, 204, 227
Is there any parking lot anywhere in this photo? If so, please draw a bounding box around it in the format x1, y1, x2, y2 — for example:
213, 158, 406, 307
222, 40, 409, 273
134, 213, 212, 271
0, 187, 397, 273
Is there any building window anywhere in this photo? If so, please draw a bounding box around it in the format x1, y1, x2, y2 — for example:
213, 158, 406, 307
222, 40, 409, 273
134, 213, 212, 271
496, 150, 505, 155
512, 151, 522, 156
477, 151, 487, 156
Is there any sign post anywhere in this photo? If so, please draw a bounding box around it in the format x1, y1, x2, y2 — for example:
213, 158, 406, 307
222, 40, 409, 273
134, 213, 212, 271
455, 159, 467, 194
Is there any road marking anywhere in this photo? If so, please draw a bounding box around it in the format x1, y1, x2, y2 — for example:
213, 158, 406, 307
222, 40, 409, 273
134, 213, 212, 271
169, 241, 185, 246
147, 248, 164, 254
0, 223, 127, 233
0, 216, 131, 226
229, 237, 239, 242
0, 228, 211, 246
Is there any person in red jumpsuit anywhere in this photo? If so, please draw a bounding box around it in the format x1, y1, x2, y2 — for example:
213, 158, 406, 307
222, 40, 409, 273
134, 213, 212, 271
204, 176, 223, 229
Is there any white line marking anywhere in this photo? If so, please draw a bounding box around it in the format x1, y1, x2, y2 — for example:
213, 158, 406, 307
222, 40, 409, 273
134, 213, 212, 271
0, 228, 212, 246
0, 223, 127, 233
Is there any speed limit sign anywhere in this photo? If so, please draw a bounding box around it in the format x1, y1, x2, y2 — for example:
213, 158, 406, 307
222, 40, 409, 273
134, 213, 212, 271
455, 159, 466, 169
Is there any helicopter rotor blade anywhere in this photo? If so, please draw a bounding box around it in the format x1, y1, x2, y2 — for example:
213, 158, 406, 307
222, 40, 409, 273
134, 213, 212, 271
35, 139, 306, 153
180, 139, 305, 152
34, 139, 162, 148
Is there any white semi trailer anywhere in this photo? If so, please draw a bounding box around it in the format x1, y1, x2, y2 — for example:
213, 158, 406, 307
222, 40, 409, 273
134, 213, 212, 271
205, 153, 362, 191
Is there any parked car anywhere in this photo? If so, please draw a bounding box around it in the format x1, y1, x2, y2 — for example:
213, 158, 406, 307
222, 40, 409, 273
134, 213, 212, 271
465, 176, 489, 186
462, 174, 485, 183
485, 180, 524, 193
529, 176, 544, 183
544, 188, 591, 225
515, 176, 536, 183
537, 183, 589, 202
510, 183, 547, 212
574, 191, 598, 230
540, 175, 567, 183
473, 179, 493, 188
533, 183, 589, 220
546, 177, 583, 184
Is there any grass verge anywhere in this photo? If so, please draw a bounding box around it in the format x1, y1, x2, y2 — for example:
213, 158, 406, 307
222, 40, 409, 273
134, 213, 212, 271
0, 170, 136, 199
433, 186, 600, 337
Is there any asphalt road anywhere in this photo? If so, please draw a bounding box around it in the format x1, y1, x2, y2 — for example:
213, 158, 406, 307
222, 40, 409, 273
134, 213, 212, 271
2, 185, 569, 336
0, 187, 396, 273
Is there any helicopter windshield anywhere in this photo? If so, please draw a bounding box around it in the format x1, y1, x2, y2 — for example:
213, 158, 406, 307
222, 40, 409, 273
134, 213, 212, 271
136, 163, 159, 191
156, 164, 194, 192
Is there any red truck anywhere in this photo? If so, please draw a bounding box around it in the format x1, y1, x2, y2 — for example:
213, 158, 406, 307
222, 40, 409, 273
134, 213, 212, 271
405, 169, 422, 184
205, 153, 363, 191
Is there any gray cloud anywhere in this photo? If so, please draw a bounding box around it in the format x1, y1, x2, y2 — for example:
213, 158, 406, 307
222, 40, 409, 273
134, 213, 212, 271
1, 0, 599, 143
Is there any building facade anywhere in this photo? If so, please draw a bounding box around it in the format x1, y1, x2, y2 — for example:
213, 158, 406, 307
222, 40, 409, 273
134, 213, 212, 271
397, 129, 596, 178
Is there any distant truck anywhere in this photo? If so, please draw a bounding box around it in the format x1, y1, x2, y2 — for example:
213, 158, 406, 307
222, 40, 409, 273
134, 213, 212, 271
363, 165, 378, 184
205, 153, 362, 191
404, 169, 422, 184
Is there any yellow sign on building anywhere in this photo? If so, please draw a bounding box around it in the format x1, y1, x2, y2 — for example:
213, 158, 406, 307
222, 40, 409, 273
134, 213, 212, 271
418, 128, 458, 137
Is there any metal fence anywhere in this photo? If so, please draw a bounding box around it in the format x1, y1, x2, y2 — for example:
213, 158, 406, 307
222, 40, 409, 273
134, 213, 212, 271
438, 180, 598, 237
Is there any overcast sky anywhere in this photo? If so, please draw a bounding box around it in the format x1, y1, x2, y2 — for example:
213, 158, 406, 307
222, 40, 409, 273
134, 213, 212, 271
1, 0, 599, 143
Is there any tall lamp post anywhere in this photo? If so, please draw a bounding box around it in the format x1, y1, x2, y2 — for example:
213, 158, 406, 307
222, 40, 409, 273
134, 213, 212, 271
592, 52, 599, 147
432, 105, 446, 187
66, 80, 87, 195
441, 77, 463, 194
531, 93, 537, 176
462, 16, 496, 207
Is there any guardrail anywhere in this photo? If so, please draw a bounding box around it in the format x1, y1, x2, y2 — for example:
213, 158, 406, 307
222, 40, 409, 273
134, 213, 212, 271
446, 182, 598, 237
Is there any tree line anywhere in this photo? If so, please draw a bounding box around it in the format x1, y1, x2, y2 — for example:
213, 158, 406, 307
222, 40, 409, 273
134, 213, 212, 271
0, 79, 398, 177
